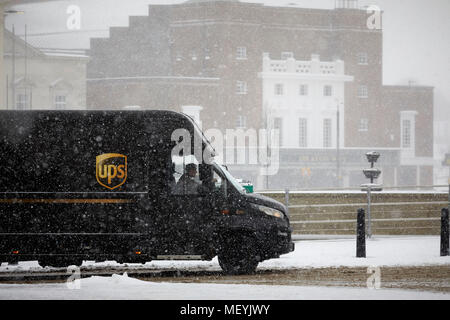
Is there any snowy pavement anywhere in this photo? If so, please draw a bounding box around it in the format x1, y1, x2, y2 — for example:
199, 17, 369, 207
0, 235, 449, 300
0, 273, 448, 300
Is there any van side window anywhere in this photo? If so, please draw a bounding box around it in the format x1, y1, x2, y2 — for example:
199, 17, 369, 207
171, 155, 201, 195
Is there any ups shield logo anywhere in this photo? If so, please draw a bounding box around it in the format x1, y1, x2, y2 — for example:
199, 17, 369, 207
96, 153, 127, 190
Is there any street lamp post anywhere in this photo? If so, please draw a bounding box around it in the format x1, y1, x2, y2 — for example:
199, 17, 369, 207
361, 151, 382, 238
4, 10, 25, 110
335, 99, 343, 188
11, 24, 15, 109
336, 102, 340, 188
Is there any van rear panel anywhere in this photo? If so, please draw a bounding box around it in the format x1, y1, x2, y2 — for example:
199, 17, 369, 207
0, 110, 191, 259
0, 111, 156, 193
0, 196, 149, 256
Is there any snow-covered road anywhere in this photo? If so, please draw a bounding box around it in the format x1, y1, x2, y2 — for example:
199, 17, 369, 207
0, 272, 448, 300
0, 236, 449, 300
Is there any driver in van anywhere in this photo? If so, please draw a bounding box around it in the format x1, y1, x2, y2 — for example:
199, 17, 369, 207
173, 163, 201, 194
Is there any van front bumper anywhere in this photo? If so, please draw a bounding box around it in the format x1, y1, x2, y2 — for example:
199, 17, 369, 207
275, 230, 295, 254
257, 226, 295, 260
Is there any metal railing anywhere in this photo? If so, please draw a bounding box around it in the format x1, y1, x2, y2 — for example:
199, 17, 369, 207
259, 185, 450, 236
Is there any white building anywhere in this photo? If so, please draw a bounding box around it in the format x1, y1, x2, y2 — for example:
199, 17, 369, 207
2, 30, 88, 110
259, 53, 354, 150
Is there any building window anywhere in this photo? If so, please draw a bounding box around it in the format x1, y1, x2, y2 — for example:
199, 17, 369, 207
299, 84, 308, 96
358, 118, 369, 132
323, 118, 332, 148
204, 48, 211, 60
281, 52, 293, 60
54, 95, 67, 110
402, 119, 411, 148
323, 85, 333, 97
358, 85, 368, 98
357, 52, 368, 65
275, 83, 284, 96
236, 81, 247, 94
298, 118, 308, 148
274, 117, 283, 147
236, 115, 247, 128
16, 93, 29, 110
236, 47, 247, 60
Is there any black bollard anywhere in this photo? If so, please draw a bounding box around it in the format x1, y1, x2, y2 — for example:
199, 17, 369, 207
356, 208, 366, 258
441, 208, 449, 257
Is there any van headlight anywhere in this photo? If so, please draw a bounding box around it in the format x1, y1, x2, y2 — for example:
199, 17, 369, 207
251, 204, 284, 219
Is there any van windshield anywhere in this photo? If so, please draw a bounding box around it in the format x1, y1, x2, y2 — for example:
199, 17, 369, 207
214, 163, 246, 194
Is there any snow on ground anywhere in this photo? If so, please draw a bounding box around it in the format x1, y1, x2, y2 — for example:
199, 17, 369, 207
1, 235, 448, 272
258, 189, 449, 194
0, 236, 449, 299
0, 272, 448, 300
261, 235, 450, 269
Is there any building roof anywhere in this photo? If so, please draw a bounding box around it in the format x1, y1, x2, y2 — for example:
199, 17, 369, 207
3, 0, 62, 5
382, 84, 434, 91
186, 0, 240, 3
3, 29, 88, 60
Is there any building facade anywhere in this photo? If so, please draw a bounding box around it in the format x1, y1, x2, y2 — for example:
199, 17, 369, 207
3, 30, 88, 110
260, 53, 353, 149
87, 0, 434, 190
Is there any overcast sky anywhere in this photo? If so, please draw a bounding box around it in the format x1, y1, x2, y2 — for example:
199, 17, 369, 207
4, 0, 450, 120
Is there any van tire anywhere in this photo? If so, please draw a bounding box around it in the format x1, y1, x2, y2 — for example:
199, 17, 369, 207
218, 235, 259, 275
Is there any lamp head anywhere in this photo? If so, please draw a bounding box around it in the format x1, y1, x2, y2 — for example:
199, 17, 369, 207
365, 151, 380, 163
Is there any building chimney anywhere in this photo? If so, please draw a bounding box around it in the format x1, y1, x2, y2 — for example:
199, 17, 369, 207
335, 0, 359, 9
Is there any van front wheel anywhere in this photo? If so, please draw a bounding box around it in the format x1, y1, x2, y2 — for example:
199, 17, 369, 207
218, 235, 259, 275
